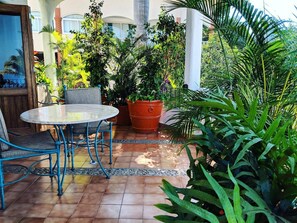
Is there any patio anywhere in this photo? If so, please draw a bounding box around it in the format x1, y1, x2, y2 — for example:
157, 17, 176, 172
0, 125, 190, 222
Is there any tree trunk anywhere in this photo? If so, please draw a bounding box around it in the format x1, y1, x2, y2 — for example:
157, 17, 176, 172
134, 0, 149, 41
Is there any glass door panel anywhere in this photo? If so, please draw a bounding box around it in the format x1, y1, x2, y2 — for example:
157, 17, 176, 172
0, 14, 26, 88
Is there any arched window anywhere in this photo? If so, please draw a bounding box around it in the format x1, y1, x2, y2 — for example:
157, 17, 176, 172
62, 14, 83, 34
31, 11, 42, 33
107, 23, 133, 40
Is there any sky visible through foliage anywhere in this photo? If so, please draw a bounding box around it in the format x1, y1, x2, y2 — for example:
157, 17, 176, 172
250, 0, 296, 21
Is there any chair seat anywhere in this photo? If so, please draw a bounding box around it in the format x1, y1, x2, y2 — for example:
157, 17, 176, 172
72, 121, 111, 134
1, 131, 56, 158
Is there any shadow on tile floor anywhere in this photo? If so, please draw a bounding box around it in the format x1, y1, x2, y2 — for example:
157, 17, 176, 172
2, 125, 191, 222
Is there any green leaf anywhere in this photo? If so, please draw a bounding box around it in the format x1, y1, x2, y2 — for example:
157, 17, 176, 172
255, 106, 269, 132
227, 166, 245, 223
235, 137, 262, 165
263, 116, 281, 141
231, 160, 252, 170
177, 188, 222, 209
155, 203, 176, 214
272, 121, 290, 145
190, 180, 212, 189
234, 92, 245, 116
232, 133, 254, 154
201, 166, 236, 222
235, 171, 255, 179
161, 179, 179, 198
247, 99, 258, 124
190, 100, 231, 111
288, 156, 296, 174
258, 143, 275, 160
163, 189, 220, 223
245, 213, 256, 223
154, 215, 177, 222
224, 130, 235, 138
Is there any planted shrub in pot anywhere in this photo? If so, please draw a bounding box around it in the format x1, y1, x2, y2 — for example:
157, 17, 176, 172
127, 46, 167, 133
107, 36, 145, 125
73, 0, 114, 98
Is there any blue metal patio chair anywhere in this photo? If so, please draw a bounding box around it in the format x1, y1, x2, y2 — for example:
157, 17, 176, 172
0, 108, 63, 209
64, 86, 113, 170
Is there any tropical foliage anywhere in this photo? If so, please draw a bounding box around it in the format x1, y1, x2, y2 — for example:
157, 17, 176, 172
169, 0, 297, 111
39, 25, 90, 96
51, 31, 90, 90
201, 31, 236, 91
147, 11, 186, 89
157, 0, 297, 222
107, 36, 145, 106
157, 91, 297, 222
127, 46, 165, 101
74, 0, 114, 96
34, 59, 53, 92
127, 10, 186, 102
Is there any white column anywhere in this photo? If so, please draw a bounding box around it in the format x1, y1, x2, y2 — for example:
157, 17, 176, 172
184, 9, 203, 90
38, 0, 63, 91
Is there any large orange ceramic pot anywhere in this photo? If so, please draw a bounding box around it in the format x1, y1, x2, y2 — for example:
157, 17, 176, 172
127, 100, 163, 133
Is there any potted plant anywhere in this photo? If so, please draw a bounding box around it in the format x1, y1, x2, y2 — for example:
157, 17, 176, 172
127, 46, 167, 133
107, 36, 145, 125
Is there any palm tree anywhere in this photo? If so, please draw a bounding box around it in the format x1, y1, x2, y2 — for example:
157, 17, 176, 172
168, 0, 296, 111
165, 0, 297, 137
1, 49, 24, 75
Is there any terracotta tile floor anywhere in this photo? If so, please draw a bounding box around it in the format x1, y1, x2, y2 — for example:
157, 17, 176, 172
1, 125, 191, 222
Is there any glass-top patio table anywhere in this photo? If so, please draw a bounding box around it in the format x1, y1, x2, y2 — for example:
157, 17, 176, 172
20, 104, 119, 186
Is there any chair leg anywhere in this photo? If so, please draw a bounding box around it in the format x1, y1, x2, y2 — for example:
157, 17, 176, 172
49, 154, 53, 177
86, 133, 96, 165
94, 137, 110, 179
67, 127, 71, 158
0, 161, 5, 209
70, 127, 75, 171
101, 133, 104, 152
56, 152, 63, 196
109, 123, 113, 164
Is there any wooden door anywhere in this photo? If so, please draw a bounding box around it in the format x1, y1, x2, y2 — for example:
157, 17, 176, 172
0, 4, 37, 131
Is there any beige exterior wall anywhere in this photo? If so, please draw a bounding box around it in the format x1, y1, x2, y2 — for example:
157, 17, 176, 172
27, 0, 186, 52
59, 0, 90, 17
102, 0, 134, 23
27, 0, 38, 11
32, 32, 43, 52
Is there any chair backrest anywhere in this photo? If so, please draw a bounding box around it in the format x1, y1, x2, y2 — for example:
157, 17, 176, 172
0, 109, 10, 151
64, 87, 102, 105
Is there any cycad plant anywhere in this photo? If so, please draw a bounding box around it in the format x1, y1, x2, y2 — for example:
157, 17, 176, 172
156, 92, 297, 222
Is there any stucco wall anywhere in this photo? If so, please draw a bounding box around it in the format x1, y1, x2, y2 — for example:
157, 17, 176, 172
27, 0, 39, 11
26, 0, 187, 52
58, 0, 89, 17
102, 0, 134, 22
